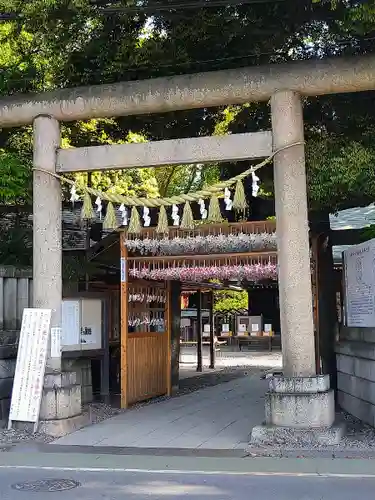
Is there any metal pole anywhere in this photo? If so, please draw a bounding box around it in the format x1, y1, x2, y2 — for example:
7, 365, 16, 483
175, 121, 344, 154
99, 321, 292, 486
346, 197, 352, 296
196, 290, 203, 372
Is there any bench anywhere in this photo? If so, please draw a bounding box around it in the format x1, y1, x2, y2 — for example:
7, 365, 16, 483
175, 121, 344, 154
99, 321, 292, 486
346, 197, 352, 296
236, 335, 278, 352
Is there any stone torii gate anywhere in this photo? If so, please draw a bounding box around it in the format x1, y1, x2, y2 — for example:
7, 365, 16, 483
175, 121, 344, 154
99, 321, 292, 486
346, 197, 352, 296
2, 54, 375, 439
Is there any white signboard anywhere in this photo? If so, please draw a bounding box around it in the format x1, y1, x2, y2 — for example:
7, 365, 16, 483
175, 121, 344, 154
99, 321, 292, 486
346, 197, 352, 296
222, 324, 230, 333
62, 300, 80, 346
9, 309, 51, 427
80, 299, 102, 349
238, 323, 247, 333
344, 239, 375, 327
264, 324, 272, 333
203, 324, 211, 333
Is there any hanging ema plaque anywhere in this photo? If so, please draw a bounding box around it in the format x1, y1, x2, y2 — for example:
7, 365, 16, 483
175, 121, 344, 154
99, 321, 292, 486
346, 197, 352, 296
8, 308, 52, 431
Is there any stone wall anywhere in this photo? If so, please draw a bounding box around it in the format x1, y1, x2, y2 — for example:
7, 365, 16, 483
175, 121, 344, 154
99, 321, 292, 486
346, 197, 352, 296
336, 327, 375, 426
0, 346, 17, 425
71, 359, 93, 405
0, 349, 93, 426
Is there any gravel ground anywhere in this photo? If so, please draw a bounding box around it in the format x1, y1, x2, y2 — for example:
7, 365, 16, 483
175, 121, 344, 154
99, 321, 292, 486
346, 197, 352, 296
247, 412, 375, 458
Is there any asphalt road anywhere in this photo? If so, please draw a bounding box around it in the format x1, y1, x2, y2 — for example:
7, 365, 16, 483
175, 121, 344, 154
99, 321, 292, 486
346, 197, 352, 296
1, 468, 375, 499
2, 451, 375, 499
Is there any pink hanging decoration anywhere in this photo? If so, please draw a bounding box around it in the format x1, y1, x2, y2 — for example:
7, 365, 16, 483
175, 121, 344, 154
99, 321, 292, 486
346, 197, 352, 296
129, 263, 277, 282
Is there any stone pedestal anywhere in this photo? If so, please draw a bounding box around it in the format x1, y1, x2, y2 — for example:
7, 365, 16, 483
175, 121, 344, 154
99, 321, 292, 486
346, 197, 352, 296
38, 371, 88, 437
251, 375, 343, 446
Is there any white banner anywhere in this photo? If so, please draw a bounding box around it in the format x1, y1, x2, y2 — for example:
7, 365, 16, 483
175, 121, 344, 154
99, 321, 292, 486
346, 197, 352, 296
9, 308, 51, 425
344, 239, 375, 328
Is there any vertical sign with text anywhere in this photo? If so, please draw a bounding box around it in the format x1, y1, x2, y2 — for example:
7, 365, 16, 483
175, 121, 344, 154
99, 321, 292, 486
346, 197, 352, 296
9, 308, 52, 426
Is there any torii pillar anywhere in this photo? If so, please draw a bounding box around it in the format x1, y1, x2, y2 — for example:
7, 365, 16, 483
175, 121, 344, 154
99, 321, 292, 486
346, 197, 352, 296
33, 115, 84, 436
251, 91, 341, 446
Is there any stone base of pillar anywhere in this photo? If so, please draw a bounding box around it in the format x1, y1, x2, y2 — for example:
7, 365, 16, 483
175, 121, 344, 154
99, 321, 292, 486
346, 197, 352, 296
250, 375, 344, 446
38, 371, 89, 438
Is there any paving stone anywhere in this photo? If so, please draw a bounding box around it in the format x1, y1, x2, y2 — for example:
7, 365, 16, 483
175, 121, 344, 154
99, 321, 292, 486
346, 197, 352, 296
53, 375, 267, 449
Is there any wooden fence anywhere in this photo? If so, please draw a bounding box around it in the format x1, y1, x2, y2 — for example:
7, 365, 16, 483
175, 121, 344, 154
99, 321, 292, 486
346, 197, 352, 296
0, 267, 32, 333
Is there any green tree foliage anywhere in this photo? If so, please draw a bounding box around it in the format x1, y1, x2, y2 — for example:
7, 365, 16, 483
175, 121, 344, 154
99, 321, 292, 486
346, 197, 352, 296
313, 0, 375, 34
307, 134, 375, 212
0, 150, 31, 203
213, 289, 248, 313
0, 0, 374, 211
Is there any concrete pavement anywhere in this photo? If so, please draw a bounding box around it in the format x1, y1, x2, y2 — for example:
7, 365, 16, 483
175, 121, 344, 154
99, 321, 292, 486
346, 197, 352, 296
53, 374, 267, 450
179, 347, 282, 375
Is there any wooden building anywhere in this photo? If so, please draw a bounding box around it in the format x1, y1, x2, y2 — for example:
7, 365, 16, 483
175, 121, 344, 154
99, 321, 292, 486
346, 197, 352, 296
83, 219, 278, 407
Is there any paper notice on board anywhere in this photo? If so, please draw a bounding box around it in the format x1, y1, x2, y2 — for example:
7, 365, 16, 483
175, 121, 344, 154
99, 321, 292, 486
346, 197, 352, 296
80, 326, 96, 344
121, 257, 127, 283
50, 327, 61, 358
62, 300, 80, 346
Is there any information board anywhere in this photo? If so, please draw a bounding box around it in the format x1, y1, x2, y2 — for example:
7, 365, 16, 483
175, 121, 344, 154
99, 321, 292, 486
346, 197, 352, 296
9, 308, 51, 427
62, 298, 102, 351
80, 299, 102, 349
344, 238, 375, 327
62, 300, 80, 346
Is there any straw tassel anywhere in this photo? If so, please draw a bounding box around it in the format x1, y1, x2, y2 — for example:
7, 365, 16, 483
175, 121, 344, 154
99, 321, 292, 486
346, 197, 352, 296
207, 196, 222, 223
156, 205, 169, 234
81, 192, 95, 220
180, 201, 194, 230
127, 206, 141, 234
233, 180, 248, 211
103, 202, 117, 230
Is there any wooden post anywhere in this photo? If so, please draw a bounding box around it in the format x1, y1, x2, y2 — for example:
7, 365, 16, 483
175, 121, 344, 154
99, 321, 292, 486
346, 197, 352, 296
120, 232, 129, 408
101, 298, 110, 405
166, 281, 172, 396
170, 281, 181, 391
310, 234, 321, 375
196, 290, 203, 372
209, 291, 215, 369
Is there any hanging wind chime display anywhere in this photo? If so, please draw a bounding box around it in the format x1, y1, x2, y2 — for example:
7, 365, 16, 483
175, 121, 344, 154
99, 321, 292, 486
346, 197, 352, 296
124, 232, 277, 256
129, 262, 277, 283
